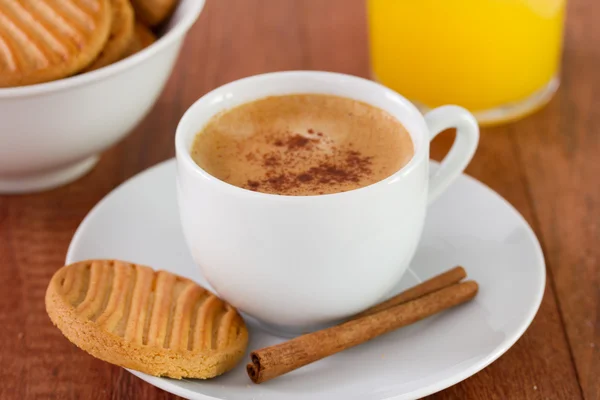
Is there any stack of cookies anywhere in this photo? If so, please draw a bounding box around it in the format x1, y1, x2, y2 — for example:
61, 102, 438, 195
0, 0, 178, 88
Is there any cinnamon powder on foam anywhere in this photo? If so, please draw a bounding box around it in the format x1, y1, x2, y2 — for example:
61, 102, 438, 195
190, 94, 413, 196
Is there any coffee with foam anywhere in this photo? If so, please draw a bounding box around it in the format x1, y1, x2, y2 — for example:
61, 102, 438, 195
191, 94, 414, 196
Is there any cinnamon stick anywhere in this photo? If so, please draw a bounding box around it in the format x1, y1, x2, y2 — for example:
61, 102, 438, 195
247, 280, 478, 384
352, 266, 466, 319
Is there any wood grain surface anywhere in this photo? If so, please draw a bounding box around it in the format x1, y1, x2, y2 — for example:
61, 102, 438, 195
0, 0, 597, 399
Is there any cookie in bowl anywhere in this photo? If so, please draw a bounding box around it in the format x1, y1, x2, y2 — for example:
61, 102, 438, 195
84, 0, 135, 71
123, 22, 157, 57
130, 0, 178, 26
0, 0, 112, 87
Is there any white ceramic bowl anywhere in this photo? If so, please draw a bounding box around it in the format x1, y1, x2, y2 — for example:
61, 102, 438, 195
0, 0, 205, 194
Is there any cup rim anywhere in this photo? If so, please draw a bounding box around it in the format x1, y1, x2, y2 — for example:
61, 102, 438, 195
175, 70, 429, 200
0, 0, 206, 99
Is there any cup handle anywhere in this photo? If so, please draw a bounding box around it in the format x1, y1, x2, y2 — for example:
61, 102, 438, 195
424, 105, 479, 204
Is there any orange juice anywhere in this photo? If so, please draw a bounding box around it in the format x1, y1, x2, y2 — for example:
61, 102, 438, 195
368, 0, 565, 123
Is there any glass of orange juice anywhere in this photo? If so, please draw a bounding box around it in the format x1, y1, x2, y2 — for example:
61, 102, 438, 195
367, 0, 566, 125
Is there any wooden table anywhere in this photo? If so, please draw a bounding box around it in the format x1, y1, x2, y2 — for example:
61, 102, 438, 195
1, 0, 597, 398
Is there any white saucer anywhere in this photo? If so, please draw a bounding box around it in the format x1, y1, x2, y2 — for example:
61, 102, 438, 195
66, 159, 545, 400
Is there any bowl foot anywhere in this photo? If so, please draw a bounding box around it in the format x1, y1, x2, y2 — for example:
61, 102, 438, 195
0, 156, 99, 194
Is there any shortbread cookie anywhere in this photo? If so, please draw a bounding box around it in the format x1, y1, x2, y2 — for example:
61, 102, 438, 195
130, 0, 177, 26
123, 22, 156, 57
84, 0, 134, 71
0, 0, 112, 87
46, 260, 248, 379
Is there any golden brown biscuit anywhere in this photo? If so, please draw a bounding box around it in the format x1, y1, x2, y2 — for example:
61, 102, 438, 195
84, 0, 135, 71
134, 22, 157, 48
130, 0, 177, 26
46, 260, 249, 379
122, 22, 156, 58
0, 0, 112, 87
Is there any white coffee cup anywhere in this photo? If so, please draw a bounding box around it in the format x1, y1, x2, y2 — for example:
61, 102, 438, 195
175, 71, 479, 333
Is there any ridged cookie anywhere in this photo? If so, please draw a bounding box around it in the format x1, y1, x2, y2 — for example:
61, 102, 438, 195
46, 260, 249, 379
122, 21, 156, 58
130, 0, 177, 26
83, 0, 134, 71
0, 0, 112, 87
